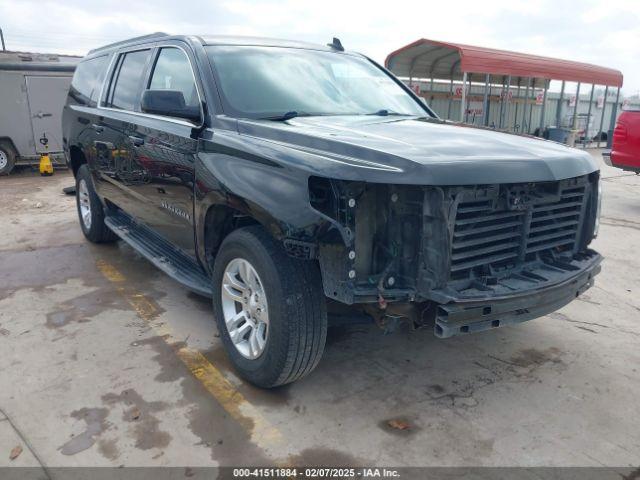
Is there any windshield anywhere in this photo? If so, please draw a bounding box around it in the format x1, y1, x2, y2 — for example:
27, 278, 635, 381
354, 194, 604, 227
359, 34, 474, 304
205, 46, 429, 119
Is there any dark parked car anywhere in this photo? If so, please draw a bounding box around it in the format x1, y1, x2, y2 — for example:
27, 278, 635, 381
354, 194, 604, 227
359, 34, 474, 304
62, 33, 602, 387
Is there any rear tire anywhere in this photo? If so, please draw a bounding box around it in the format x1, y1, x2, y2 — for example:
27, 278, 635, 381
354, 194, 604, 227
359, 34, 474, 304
0, 141, 16, 176
212, 226, 327, 388
75, 164, 118, 243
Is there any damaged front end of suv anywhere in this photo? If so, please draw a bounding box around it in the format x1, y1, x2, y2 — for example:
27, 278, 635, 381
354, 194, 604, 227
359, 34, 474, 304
309, 171, 602, 337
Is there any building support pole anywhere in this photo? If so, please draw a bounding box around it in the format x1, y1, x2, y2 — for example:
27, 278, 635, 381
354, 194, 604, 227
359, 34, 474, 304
447, 78, 454, 120
527, 79, 535, 134
538, 83, 548, 136
607, 87, 620, 149
514, 79, 521, 132
522, 78, 531, 133
504, 75, 515, 130
571, 82, 581, 130
483, 73, 490, 126
598, 86, 609, 147
498, 75, 511, 129
569, 82, 581, 146
0, 29, 6, 51
498, 77, 505, 129
460, 71, 467, 122
504, 75, 512, 130
583, 84, 595, 148
556, 80, 565, 127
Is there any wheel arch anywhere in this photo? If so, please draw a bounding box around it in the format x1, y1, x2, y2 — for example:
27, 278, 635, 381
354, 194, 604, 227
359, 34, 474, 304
197, 193, 327, 274
201, 203, 264, 273
68, 145, 87, 177
0, 137, 18, 155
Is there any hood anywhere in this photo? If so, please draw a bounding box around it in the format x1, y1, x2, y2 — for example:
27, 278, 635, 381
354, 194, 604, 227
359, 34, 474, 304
236, 116, 598, 185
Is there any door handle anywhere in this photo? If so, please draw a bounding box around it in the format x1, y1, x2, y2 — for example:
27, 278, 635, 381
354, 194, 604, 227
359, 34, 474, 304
92, 124, 104, 133
129, 136, 144, 147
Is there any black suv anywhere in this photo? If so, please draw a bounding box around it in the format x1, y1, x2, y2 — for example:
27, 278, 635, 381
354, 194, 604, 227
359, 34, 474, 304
62, 33, 602, 387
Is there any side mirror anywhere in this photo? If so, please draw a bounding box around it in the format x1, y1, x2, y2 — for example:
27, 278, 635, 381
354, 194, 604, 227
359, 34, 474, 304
141, 90, 201, 123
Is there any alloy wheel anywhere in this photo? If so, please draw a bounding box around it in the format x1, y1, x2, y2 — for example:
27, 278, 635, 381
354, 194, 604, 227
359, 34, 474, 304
78, 179, 92, 230
220, 258, 269, 359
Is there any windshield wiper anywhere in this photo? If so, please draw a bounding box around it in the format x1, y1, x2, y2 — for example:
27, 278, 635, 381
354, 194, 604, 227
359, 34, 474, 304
263, 110, 415, 120
263, 111, 311, 121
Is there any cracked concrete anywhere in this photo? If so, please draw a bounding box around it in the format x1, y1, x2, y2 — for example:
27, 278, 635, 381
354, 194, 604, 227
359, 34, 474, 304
0, 151, 639, 468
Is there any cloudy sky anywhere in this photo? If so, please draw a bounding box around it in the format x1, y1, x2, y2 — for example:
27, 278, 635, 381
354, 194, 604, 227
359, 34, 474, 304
1, 0, 638, 95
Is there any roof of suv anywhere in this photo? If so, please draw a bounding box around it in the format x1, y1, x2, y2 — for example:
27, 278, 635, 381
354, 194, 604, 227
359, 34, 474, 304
88, 32, 336, 56
199, 35, 334, 51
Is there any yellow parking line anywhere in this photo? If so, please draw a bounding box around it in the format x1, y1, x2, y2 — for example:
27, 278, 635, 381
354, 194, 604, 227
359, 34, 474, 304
96, 260, 126, 283
95, 259, 284, 454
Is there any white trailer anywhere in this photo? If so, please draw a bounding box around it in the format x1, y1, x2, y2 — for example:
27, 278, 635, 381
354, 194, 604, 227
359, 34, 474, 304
0, 51, 81, 174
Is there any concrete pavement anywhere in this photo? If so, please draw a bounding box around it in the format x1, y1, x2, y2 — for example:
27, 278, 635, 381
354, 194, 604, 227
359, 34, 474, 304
0, 152, 638, 470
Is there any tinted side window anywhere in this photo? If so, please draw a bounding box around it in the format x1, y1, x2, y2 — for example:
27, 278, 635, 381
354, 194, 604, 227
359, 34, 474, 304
69, 55, 109, 107
109, 50, 150, 111
148, 48, 200, 110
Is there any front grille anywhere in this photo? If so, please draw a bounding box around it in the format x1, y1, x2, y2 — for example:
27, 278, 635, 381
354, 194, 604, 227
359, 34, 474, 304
524, 186, 585, 259
450, 179, 587, 280
451, 203, 525, 276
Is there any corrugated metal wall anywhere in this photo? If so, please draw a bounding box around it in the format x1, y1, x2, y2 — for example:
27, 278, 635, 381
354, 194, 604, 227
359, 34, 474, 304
410, 79, 638, 141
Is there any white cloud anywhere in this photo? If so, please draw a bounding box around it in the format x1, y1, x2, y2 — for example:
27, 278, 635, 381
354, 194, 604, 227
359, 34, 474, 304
0, 0, 637, 94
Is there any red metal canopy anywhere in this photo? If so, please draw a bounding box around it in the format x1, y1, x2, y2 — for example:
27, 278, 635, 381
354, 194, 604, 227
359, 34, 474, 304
385, 38, 623, 87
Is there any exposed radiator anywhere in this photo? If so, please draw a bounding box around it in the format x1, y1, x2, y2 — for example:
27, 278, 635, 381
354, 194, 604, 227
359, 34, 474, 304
449, 179, 587, 280
525, 186, 585, 259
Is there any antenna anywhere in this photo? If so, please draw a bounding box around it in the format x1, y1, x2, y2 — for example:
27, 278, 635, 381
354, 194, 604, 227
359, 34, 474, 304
327, 37, 344, 52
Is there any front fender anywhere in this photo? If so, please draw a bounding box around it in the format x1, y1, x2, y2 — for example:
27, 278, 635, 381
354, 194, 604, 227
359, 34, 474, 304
193, 130, 343, 272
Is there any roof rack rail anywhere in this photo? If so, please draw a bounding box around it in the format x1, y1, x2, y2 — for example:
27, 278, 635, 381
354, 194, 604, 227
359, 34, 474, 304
88, 32, 170, 54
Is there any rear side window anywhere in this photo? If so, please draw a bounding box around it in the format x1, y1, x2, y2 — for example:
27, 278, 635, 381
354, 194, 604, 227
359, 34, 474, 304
69, 55, 109, 107
148, 48, 200, 110
108, 49, 151, 111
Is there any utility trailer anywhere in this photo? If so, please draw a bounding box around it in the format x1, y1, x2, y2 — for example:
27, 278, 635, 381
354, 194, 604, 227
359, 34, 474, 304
0, 51, 81, 175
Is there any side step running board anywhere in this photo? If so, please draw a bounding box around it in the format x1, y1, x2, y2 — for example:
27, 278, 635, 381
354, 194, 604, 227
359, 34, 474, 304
104, 211, 213, 298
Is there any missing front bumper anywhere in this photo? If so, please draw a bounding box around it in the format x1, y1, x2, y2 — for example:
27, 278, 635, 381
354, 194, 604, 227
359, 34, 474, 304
434, 253, 602, 338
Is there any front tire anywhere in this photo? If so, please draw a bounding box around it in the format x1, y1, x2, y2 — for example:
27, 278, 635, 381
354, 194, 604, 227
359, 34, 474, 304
75, 164, 118, 243
212, 226, 327, 388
